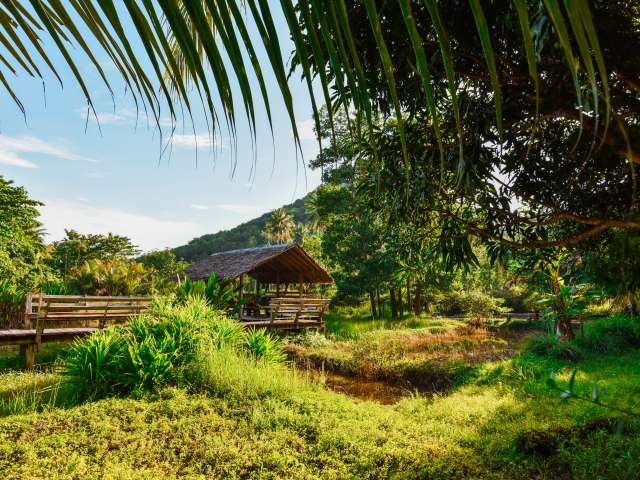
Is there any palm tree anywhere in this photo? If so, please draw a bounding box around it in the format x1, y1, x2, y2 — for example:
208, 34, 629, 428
304, 191, 323, 233
262, 208, 295, 245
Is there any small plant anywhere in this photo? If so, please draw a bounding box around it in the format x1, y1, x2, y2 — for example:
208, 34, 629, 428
175, 273, 239, 312
244, 329, 287, 364
537, 284, 595, 339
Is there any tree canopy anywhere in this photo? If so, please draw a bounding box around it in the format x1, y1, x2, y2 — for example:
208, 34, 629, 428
0, 176, 46, 287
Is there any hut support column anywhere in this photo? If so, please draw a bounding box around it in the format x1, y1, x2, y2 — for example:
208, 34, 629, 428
239, 274, 244, 302
298, 273, 303, 298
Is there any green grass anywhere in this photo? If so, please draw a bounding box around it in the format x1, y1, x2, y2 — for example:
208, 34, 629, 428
0, 313, 639, 478
286, 322, 520, 392
324, 305, 462, 338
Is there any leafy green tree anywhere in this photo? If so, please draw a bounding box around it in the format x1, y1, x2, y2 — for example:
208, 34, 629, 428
138, 249, 187, 283
262, 208, 295, 245
47, 230, 140, 278
0, 176, 47, 287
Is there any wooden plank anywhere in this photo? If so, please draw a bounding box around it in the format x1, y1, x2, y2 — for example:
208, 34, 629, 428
30, 294, 152, 301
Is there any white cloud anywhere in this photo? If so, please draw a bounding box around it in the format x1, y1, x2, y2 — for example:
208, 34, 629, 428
0, 135, 98, 169
169, 133, 220, 149
40, 199, 210, 251
79, 107, 134, 125
93, 112, 126, 124
189, 203, 263, 215
293, 118, 316, 141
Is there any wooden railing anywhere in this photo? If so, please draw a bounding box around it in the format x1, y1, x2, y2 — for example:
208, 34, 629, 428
0, 293, 151, 369
239, 297, 329, 330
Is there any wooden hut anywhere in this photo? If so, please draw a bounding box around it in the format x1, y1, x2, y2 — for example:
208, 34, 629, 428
182, 244, 332, 330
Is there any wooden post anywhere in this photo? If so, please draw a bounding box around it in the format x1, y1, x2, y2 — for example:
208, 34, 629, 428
24, 293, 33, 329
276, 272, 280, 297
256, 280, 260, 297
24, 293, 36, 369
24, 345, 35, 370
299, 273, 303, 298
34, 295, 46, 353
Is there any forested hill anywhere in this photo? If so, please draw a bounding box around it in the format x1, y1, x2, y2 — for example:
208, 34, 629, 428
172, 195, 310, 263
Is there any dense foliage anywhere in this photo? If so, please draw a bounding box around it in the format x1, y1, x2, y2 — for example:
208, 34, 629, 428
0, 176, 46, 288
46, 230, 140, 278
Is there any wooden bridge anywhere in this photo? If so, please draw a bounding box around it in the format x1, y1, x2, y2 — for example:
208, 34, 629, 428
0, 293, 329, 369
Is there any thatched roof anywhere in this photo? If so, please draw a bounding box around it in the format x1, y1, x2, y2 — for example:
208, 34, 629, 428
182, 244, 333, 284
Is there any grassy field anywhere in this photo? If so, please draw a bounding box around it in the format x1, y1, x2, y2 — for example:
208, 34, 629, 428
0, 311, 639, 479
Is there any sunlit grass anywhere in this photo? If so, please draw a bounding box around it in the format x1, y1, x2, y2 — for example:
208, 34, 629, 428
0, 314, 639, 478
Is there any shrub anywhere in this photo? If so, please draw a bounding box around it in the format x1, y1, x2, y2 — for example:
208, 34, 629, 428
62, 329, 129, 400
66, 258, 154, 295
175, 273, 238, 311
577, 314, 640, 354
244, 329, 287, 364
60, 297, 286, 400
0, 279, 26, 329
438, 290, 507, 317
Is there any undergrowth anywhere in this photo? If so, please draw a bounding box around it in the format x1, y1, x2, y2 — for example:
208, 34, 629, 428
0, 310, 639, 478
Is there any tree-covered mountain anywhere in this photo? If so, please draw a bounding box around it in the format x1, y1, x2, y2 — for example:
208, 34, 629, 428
172, 195, 310, 262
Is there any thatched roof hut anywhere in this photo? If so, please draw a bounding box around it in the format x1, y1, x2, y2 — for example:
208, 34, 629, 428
182, 244, 333, 285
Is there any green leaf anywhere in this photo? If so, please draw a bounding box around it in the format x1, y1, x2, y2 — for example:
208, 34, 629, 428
469, 0, 503, 140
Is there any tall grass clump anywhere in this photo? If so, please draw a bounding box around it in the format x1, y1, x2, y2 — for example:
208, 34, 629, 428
60, 297, 287, 400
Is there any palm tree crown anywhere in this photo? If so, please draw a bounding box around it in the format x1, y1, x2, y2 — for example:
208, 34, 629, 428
262, 208, 295, 245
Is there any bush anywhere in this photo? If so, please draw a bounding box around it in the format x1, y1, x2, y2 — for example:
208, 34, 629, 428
438, 290, 507, 317
578, 314, 640, 354
175, 273, 238, 311
524, 334, 581, 361
60, 297, 286, 400
66, 258, 155, 295
0, 279, 26, 329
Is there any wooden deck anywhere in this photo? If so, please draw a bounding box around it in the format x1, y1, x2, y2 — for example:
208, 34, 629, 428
0, 327, 98, 346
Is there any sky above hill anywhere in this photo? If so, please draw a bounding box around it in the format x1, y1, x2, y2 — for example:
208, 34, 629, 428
0, 3, 321, 252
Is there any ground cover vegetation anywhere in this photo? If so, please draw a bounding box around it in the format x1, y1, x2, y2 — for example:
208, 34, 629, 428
0, 304, 639, 478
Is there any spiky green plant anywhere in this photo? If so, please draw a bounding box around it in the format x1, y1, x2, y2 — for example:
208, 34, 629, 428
244, 329, 287, 364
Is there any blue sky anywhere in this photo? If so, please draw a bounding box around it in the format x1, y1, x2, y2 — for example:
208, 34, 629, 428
0, 3, 321, 252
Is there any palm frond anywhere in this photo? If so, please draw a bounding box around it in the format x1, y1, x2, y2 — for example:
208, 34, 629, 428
0, 0, 614, 170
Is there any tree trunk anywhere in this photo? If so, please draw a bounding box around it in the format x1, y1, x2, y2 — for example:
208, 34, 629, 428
369, 291, 378, 319
555, 315, 575, 340
390, 287, 398, 319
376, 288, 383, 319
398, 286, 404, 318
406, 278, 411, 311
413, 281, 423, 315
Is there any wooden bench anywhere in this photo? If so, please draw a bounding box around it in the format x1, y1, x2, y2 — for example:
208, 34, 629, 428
241, 297, 329, 330
0, 293, 151, 369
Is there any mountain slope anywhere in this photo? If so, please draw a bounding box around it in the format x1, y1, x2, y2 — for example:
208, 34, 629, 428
173, 195, 310, 262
